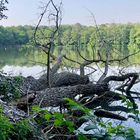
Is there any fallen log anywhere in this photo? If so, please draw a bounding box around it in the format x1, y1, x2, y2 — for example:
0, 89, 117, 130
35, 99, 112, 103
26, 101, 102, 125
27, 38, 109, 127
21, 72, 90, 94
33, 83, 109, 107
50, 72, 89, 87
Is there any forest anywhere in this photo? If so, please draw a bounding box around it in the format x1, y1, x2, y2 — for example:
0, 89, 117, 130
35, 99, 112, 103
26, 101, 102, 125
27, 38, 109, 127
1, 0, 140, 140
1, 23, 140, 63
0, 23, 140, 54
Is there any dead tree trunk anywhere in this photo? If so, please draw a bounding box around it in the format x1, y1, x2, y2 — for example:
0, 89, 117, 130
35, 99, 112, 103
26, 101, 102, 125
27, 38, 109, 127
33, 83, 109, 107
21, 72, 90, 94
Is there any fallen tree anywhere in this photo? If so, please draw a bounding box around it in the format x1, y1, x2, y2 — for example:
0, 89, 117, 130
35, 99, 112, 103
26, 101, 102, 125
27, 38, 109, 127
0, 70, 139, 121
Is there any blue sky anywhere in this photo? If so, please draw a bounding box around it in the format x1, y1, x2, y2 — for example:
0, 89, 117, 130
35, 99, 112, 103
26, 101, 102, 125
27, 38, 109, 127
1, 0, 140, 26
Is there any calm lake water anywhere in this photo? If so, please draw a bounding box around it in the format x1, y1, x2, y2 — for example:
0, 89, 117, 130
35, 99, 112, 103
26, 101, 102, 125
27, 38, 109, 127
1, 65, 46, 78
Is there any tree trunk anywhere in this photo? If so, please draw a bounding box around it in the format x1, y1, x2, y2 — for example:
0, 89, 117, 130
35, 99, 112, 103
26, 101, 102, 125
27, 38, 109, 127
33, 83, 109, 107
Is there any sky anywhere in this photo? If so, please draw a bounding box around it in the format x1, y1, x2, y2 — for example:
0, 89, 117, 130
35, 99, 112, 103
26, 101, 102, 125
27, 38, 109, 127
1, 0, 140, 26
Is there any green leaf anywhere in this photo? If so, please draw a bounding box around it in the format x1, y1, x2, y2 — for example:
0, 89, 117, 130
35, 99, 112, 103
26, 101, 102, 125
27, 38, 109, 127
108, 127, 116, 133
127, 128, 135, 135
53, 113, 64, 126
54, 119, 63, 126
65, 120, 74, 132
53, 112, 63, 119
133, 109, 139, 115
116, 125, 125, 130
78, 134, 88, 140
31, 105, 41, 112
64, 98, 79, 106
127, 101, 133, 107
79, 115, 90, 121
64, 98, 90, 113
99, 122, 106, 128
84, 125, 97, 131
108, 122, 112, 126
44, 113, 52, 121
70, 105, 84, 111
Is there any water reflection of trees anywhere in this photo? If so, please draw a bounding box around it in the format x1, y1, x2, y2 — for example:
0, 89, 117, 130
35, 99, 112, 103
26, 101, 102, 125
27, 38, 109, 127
0, 47, 45, 68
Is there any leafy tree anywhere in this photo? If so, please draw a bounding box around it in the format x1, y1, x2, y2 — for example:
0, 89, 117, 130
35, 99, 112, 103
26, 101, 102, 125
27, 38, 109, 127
0, 0, 8, 20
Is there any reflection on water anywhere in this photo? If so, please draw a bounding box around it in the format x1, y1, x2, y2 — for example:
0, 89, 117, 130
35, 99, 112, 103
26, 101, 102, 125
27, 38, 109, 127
0, 47, 28, 68
0, 47, 48, 68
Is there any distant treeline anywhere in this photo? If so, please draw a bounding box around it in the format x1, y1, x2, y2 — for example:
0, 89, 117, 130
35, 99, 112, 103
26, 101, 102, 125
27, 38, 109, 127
0, 26, 32, 46
0, 23, 140, 56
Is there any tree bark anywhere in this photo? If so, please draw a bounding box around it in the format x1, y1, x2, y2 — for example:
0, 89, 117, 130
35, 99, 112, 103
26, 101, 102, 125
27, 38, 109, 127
21, 72, 90, 94
33, 83, 109, 107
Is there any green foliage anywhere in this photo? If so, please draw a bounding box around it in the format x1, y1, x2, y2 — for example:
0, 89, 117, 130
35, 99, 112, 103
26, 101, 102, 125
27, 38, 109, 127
62, 98, 140, 139
0, 107, 14, 139
0, 97, 140, 140
78, 133, 88, 140
32, 105, 75, 134
12, 120, 33, 140
0, 106, 33, 140
121, 96, 134, 109
64, 98, 90, 114
0, 75, 23, 101
102, 122, 138, 139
